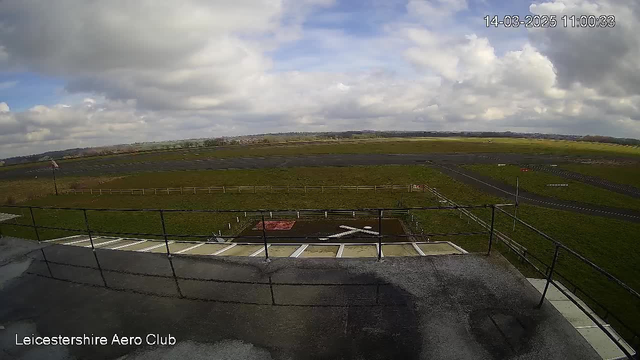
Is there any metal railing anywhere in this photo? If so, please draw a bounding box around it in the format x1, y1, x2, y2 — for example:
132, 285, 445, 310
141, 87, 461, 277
493, 206, 639, 359
1, 202, 637, 357
61, 184, 429, 195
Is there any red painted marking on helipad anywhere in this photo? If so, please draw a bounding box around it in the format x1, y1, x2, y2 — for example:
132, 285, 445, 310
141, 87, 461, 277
253, 220, 296, 231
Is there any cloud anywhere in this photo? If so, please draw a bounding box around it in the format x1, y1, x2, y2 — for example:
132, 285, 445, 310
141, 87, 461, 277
0, 0, 639, 158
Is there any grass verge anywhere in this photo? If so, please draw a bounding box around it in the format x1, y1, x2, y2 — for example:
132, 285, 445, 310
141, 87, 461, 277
464, 164, 640, 211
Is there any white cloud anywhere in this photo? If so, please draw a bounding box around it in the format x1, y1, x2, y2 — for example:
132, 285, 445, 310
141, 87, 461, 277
0, 0, 639, 158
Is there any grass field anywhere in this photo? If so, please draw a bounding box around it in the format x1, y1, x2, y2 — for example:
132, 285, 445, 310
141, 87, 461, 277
464, 164, 640, 211
92, 137, 640, 164
0, 176, 119, 204
3, 137, 639, 173
562, 163, 640, 189
1, 164, 638, 341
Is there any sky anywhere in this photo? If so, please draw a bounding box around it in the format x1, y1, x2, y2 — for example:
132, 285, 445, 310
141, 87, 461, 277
1, 0, 639, 158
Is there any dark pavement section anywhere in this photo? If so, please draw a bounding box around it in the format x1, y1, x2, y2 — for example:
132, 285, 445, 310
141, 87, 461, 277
436, 164, 640, 223
0, 152, 619, 180
0, 238, 599, 360
529, 164, 640, 199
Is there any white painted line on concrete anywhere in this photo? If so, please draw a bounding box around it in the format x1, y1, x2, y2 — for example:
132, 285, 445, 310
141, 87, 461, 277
65, 237, 98, 245
412, 242, 426, 256
211, 243, 236, 256
85, 238, 123, 248
111, 240, 146, 250
176, 242, 205, 254
291, 244, 309, 258
250, 245, 270, 257
139, 241, 173, 252
447, 241, 469, 254
336, 244, 345, 258
44, 235, 83, 243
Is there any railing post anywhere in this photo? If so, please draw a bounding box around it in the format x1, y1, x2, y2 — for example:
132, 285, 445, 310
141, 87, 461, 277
84, 209, 108, 287
160, 209, 183, 297
537, 245, 560, 308
487, 205, 495, 255
29, 207, 40, 242
83, 209, 95, 249
377, 209, 383, 261
261, 212, 270, 261
159, 210, 171, 257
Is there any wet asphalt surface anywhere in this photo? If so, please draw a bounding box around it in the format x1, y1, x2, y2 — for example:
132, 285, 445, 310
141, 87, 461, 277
0, 238, 599, 360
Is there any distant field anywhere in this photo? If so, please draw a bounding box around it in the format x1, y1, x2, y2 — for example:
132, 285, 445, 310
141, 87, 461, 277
562, 163, 640, 189
464, 164, 640, 211
0, 176, 119, 204
95, 137, 640, 164
3, 137, 639, 173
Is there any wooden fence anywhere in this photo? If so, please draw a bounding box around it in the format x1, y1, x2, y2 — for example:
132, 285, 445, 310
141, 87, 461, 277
62, 184, 427, 195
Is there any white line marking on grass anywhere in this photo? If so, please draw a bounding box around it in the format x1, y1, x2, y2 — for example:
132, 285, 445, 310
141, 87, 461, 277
412, 243, 426, 256
85, 238, 123, 248
43, 235, 83, 243
211, 243, 236, 256
291, 244, 309, 258
337, 244, 345, 258
64, 237, 97, 245
176, 243, 205, 254
447, 242, 469, 254
250, 245, 270, 257
139, 242, 173, 252
111, 240, 147, 250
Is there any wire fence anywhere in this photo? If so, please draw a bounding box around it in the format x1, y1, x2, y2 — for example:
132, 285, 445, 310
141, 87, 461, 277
61, 184, 428, 195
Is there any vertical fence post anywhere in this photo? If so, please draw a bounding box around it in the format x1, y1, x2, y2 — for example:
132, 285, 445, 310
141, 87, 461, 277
83, 209, 95, 249
537, 245, 560, 308
29, 207, 41, 242
84, 209, 108, 287
377, 209, 383, 261
261, 212, 270, 261
159, 210, 171, 257
160, 209, 183, 297
487, 205, 495, 255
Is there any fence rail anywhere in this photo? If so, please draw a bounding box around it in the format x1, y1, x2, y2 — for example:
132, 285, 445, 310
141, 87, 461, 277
61, 184, 428, 195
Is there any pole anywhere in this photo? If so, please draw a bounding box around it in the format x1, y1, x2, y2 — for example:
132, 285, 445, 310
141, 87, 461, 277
84, 209, 108, 287
160, 210, 183, 297
52, 167, 58, 196
513, 176, 519, 231
159, 210, 171, 257
83, 209, 95, 249
537, 245, 560, 308
261, 213, 270, 261
377, 209, 383, 261
29, 207, 40, 242
487, 205, 495, 255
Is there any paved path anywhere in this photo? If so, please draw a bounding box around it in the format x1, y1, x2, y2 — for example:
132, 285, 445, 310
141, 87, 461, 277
434, 165, 640, 223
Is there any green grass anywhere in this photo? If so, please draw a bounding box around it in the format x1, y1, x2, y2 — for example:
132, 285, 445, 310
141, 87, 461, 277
38, 137, 639, 168
562, 163, 640, 189
464, 164, 640, 211
0, 176, 120, 204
